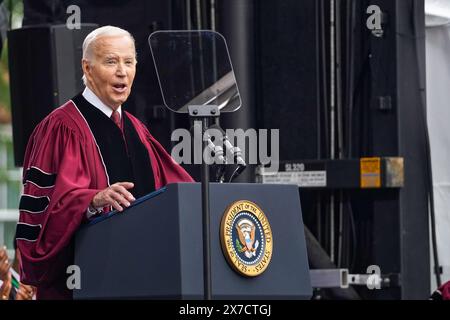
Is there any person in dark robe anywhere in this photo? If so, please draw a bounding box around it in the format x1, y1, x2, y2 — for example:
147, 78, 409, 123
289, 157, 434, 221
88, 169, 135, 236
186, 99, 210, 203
16, 25, 194, 300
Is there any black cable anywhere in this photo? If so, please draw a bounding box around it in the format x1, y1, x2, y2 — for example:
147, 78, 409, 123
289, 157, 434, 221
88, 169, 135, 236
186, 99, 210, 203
345, 203, 351, 268
320, 0, 329, 157
341, 0, 351, 269
345, 0, 357, 271
345, 0, 351, 157
319, 0, 330, 258
347, 197, 357, 271
315, 0, 322, 160
201, 0, 207, 29
335, 0, 344, 160
335, 0, 347, 268
344, 197, 352, 268
315, 0, 323, 244
347, 0, 356, 158
186, 0, 192, 29
412, 0, 441, 287
324, 192, 330, 254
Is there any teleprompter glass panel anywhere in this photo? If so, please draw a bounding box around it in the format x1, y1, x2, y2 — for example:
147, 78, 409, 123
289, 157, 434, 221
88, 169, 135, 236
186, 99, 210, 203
149, 30, 241, 113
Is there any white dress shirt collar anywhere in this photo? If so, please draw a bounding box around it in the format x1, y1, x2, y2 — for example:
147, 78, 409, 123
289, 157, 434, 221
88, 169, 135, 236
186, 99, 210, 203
82, 86, 122, 118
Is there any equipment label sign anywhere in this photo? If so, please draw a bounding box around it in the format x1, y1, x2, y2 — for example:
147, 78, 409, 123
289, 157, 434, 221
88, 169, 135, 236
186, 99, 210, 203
360, 157, 381, 188
260, 171, 327, 187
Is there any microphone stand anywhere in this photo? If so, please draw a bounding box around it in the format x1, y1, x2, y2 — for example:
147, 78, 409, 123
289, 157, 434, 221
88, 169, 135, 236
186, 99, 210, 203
188, 105, 219, 300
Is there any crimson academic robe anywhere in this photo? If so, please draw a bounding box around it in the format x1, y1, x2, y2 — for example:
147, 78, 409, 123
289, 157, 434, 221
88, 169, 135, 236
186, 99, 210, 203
16, 96, 194, 299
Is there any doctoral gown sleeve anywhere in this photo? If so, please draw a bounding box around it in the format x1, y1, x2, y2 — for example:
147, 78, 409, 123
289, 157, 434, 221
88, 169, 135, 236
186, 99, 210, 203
16, 114, 101, 286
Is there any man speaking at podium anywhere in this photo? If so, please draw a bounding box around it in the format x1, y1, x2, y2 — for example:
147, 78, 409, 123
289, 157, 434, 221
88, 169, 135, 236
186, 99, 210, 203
15, 26, 193, 299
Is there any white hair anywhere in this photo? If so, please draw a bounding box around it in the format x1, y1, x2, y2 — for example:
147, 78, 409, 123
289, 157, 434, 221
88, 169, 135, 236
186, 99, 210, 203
82, 26, 136, 85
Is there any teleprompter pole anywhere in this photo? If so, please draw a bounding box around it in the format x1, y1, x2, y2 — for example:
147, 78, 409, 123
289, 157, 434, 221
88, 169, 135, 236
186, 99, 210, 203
189, 105, 219, 300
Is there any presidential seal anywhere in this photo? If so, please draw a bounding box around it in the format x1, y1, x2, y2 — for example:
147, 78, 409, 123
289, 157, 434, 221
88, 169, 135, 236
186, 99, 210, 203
220, 200, 273, 277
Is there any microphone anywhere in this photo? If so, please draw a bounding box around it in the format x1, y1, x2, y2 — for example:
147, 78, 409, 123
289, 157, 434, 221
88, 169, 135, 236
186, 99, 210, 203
203, 130, 226, 165
190, 122, 225, 165
209, 124, 246, 167
208, 124, 247, 182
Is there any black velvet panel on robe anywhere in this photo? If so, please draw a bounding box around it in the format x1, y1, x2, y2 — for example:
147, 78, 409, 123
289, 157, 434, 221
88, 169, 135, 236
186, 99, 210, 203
72, 94, 155, 198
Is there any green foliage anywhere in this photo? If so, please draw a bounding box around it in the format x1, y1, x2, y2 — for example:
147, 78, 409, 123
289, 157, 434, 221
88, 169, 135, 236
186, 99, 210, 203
0, 0, 24, 112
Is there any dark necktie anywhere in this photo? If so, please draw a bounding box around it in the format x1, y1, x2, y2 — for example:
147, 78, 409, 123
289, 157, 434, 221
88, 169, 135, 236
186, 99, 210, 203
111, 110, 122, 131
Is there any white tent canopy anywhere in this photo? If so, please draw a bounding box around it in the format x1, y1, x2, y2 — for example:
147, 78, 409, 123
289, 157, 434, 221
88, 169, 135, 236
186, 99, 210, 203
426, 0, 450, 27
